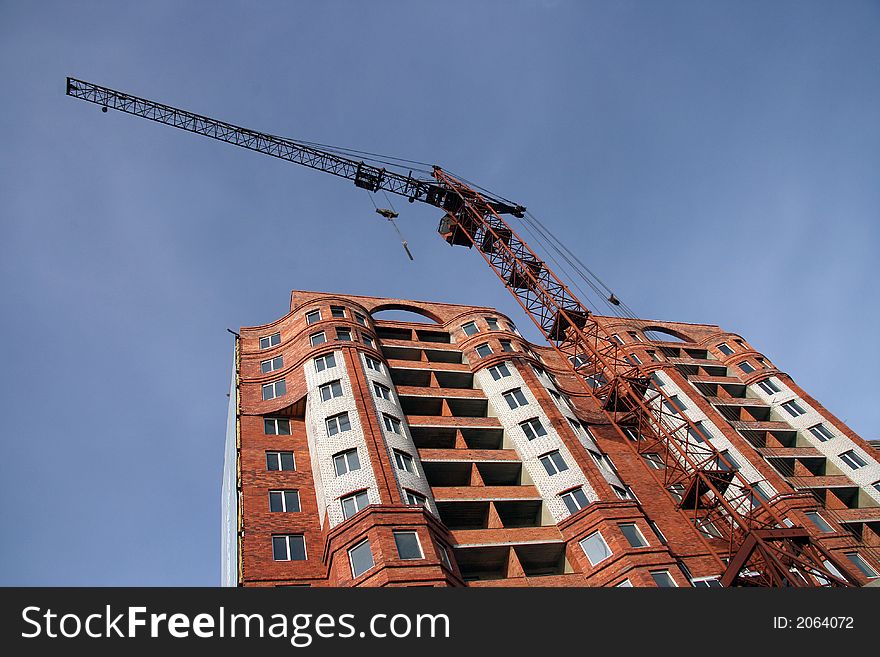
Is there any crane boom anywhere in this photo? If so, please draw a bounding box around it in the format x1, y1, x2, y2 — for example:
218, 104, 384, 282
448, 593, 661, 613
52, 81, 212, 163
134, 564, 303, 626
65, 77, 526, 218
66, 77, 862, 587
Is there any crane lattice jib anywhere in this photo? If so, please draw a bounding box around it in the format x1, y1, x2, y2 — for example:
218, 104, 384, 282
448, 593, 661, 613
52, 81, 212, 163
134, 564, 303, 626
65, 78, 525, 218
67, 77, 858, 587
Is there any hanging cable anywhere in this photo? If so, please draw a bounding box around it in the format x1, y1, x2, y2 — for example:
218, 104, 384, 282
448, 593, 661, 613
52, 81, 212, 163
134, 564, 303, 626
366, 192, 414, 261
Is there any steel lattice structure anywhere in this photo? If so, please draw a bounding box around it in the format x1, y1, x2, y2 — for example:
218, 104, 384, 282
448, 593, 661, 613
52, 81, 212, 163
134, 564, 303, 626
67, 77, 860, 587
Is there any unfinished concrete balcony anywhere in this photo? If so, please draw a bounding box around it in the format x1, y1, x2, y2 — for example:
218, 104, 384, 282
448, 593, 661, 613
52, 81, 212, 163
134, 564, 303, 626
398, 394, 489, 419
672, 362, 730, 379
382, 344, 465, 365
375, 325, 452, 344
390, 366, 474, 389
452, 541, 573, 582
409, 426, 505, 450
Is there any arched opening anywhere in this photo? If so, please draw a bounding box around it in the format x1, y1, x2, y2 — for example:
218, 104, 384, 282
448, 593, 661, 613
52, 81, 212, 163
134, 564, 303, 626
370, 304, 442, 324
642, 326, 692, 343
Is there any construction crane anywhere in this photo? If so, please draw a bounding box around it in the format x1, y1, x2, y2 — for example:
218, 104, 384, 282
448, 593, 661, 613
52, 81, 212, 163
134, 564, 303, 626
66, 77, 860, 587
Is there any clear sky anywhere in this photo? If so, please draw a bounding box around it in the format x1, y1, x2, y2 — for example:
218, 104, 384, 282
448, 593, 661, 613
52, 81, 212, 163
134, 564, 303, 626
1, 1, 877, 585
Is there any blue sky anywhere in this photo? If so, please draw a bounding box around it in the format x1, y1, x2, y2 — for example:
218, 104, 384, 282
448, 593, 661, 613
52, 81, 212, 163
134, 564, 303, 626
1, 1, 877, 585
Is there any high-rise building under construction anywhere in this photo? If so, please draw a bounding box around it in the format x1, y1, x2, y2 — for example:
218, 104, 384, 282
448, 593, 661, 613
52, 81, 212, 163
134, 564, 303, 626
221, 290, 880, 587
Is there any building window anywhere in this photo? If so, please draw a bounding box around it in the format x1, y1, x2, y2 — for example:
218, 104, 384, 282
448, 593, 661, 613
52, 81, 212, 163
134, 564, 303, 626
487, 363, 511, 380
326, 412, 351, 436
615, 579, 633, 587
333, 448, 361, 476
717, 450, 740, 472
319, 379, 343, 402
781, 400, 807, 417
688, 421, 712, 443
611, 334, 623, 345
548, 388, 568, 409
649, 521, 667, 544
393, 450, 416, 473
461, 321, 479, 337
330, 305, 346, 318
266, 451, 295, 471
305, 310, 321, 325
628, 353, 642, 365
437, 543, 452, 570
620, 523, 649, 548
373, 381, 391, 400
650, 570, 677, 587
647, 350, 660, 362
269, 490, 301, 513
264, 417, 291, 435
349, 539, 374, 578
580, 531, 612, 566
668, 483, 685, 503
691, 577, 723, 588
383, 414, 402, 434
404, 489, 427, 506
569, 354, 589, 368
804, 511, 834, 533
845, 552, 878, 578
611, 485, 630, 500
475, 343, 493, 358
365, 355, 382, 372
507, 320, 520, 335
872, 481, 880, 496
500, 340, 514, 352
520, 417, 547, 441
260, 332, 281, 349
628, 331, 643, 342
643, 452, 665, 469
393, 531, 424, 560
503, 388, 528, 410
739, 361, 756, 374
261, 355, 283, 374
717, 342, 734, 356
341, 490, 370, 519
486, 317, 500, 331
839, 450, 867, 470
808, 423, 834, 442
272, 534, 306, 561
314, 353, 336, 372
567, 418, 585, 437
560, 487, 590, 514
362, 334, 375, 348
355, 312, 367, 326
757, 379, 781, 395
336, 327, 352, 341
650, 372, 665, 387
310, 331, 326, 346
663, 395, 686, 414
262, 379, 286, 401
539, 450, 569, 476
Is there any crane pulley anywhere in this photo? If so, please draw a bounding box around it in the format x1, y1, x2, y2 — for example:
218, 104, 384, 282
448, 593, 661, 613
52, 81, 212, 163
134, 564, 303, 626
65, 76, 860, 587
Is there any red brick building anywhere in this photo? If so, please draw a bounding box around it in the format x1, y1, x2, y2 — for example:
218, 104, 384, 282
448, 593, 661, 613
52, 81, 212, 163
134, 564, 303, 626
221, 290, 880, 586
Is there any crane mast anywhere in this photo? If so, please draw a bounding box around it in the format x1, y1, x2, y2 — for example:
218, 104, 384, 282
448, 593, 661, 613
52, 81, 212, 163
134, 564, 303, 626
66, 77, 860, 587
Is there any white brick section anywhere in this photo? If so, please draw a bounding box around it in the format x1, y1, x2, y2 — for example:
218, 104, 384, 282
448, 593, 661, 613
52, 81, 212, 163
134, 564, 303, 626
304, 351, 380, 528
532, 365, 628, 492
750, 376, 880, 504
359, 353, 438, 516
475, 362, 598, 522
654, 370, 777, 498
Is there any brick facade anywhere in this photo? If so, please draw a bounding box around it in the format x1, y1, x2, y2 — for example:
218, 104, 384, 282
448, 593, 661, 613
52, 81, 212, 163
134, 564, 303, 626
222, 291, 880, 587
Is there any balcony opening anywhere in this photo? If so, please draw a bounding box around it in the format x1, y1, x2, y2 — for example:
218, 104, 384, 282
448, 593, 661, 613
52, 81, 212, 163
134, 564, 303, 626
416, 329, 451, 344
390, 368, 431, 387
376, 326, 415, 341
436, 501, 489, 529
